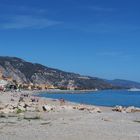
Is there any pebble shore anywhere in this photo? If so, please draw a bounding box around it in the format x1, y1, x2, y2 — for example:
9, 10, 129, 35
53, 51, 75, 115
0, 90, 140, 140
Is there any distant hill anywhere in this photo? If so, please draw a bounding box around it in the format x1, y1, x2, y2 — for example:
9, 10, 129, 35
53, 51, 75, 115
106, 79, 140, 89
0, 56, 114, 90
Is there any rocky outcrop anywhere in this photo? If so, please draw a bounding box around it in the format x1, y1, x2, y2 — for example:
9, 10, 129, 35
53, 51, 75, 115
112, 106, 140, 113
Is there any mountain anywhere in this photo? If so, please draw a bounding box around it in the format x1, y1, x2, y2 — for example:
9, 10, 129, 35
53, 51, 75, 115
106, 79, 140, 89
0, 56, 114, 90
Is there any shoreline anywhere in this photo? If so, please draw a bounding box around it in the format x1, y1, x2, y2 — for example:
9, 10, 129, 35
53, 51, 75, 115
2, 89, 139, 109
32, 89, 100, 94
1, 90, 140, 112
31, 89, 129, 94
33, 89, 140, 108
5, 89, 138, 109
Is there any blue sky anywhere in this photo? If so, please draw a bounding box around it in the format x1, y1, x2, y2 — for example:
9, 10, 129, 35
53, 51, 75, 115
0, 0, 140, 82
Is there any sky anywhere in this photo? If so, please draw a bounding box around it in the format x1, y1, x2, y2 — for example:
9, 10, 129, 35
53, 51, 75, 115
0, 0, 140, 82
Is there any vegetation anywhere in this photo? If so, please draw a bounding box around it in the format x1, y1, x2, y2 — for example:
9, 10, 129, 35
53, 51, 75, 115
16, 109, 25, 114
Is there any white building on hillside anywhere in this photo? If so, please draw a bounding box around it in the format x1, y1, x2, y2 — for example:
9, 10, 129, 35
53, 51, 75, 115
0, 80, 8, 88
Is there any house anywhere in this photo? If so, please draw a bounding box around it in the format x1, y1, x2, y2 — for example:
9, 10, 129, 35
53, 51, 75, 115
0, 80, 8, 91
0, 69, 3, 80
67, 80, 77, 90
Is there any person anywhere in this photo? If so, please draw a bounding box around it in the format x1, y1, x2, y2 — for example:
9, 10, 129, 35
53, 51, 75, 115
59, 98, 65, 106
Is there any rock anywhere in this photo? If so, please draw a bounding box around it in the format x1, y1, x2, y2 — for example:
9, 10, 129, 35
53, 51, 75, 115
102, 118, 112, 122
17, 102, 26, 112
26, 106, 36, 112
126, 106, 140, 113
86, 106, 101, 113
37, 105, 44, 112
112, 106, 124, 112
7, 104, 15, 110
11, 103, 18, 109
78, 107, 85, 111
76, 105, 87, 111
0, 108, 15, 114
56, 105, 73, 112
19, 97, 24, 102
90, 107, 102, 113
73, 106, 77, 110
126, 106, 135, 113
134, 107, 140, 112
11, 98, 15, 101
61, 106, 73, 110
113, 106, 140, 113
74, 105, 101, 113
42, 105, 54, 112
18, 102, 25, 108
0, 103, 17, 114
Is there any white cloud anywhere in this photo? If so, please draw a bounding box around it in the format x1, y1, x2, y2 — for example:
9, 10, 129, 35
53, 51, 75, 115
0, 15, 61, 29
88, 6, 114, 12
77, 22, 140, 34
96, 51, 135, 60
97, 51, 123, 57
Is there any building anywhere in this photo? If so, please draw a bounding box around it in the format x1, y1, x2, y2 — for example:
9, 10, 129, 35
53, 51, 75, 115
0, 79, 8, 90
0, 69, 3, 79
67, 80, 77, 90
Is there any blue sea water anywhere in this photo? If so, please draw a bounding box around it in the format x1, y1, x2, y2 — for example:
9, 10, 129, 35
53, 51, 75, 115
37, 90, 140, 107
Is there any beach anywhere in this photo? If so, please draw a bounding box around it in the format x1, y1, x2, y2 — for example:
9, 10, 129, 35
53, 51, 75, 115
0, 91, 140, 140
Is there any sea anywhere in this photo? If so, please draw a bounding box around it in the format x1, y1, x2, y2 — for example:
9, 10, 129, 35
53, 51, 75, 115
37, 90, 140, 107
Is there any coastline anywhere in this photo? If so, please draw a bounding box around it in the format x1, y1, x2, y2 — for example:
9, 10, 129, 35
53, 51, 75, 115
0, 90, 140, 140
32, 89, 101, 94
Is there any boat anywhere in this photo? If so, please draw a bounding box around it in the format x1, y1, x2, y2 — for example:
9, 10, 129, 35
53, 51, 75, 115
128, 88, 140, 91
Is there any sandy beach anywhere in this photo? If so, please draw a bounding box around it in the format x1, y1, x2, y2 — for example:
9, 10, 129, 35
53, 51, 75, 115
0, 91, 140, 140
